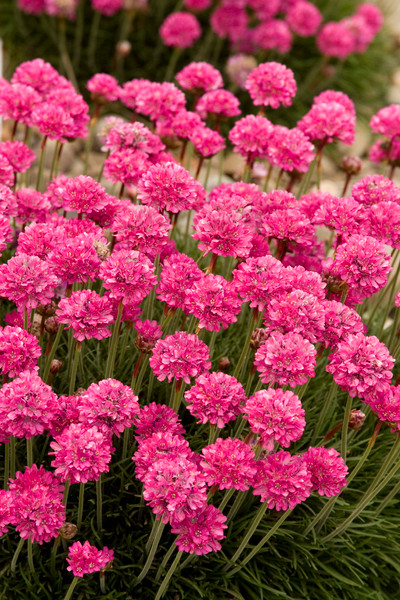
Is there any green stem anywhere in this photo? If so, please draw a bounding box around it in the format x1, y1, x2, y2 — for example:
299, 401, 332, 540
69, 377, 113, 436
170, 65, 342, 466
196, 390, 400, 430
218, 487, 236, 512
295, 155, 317, 199
203, 157, 212, 189
43, 324, 64, 382
154, 551, 182, 600
84, 103, 101, 175
88, 11, 102, 72
96, 475, 103, 531
27, 540, 35, 573
10, 436, 16, 480
208, 424, 219, 445
227, 509, 292, 576
171, 380, 185, 413
64, 480, 70, 510
232, 309, 259, 381
26, 437, 33, 467
341, 395, 352, 460
63, 576, 80, 600
58, 19, 78, 90
226, 490, 249, 524
136, 521, 165, 584
155, 542, 177, 582
208, 330, 218, 358
311, 380, 337, 445
146, 517, 161, 553
77, 483, 85, 529
72, 0, 85, 70
4, 441, 9, 488
11, 538, 25, 575
224, 502, 268, 570
50, 537, 60, 578
105, 302, 123, 379
388, 307, 400, 354
69, 341, 82, 395
35, 135, 48, 192
375, 475, 400, 515
323, 440, 400, 542
164, 47, 182, 82
49, 139, 59, 182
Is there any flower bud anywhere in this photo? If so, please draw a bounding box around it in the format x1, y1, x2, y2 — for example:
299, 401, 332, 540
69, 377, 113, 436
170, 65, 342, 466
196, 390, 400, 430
36, 301, 57, 317
348, 409, 366, 430
250, 328, 268, 350
116, 40, 131, 57
59, 523, 78, 540
340, 156, 362, 176
218, 356, 230, 372
50, 359, 63, 375
44, 316, 60, 335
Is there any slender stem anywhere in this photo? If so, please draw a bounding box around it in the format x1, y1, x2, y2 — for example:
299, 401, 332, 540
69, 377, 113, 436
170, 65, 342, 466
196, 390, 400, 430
226, 490, 249, 524
77, 483, 85, 529
208, 424, 219, 445
11, 538, 25, 575
218, 487, 236, 512
96, 475, 103, 531
146, 517, 161, 553
388, 307, 400, 353
49, 140, 60, 182
341, 395, 352, 460
58, 19, 78, 90
227, 509, 292, 576
50, 537, 60, 578
84, 103, 101, 175
323, 440, 400, 542
136, 521, 165, 584
154, 551, 182, 600
100, 572, 106, 594
64, 480, 70, 510
69, 341, 82, 395
233, 309, 260, 381
88, 11, 102, 72
203, 157, 212, 189
311, 380, 337, 445
27, 540, 35, 573
224, 502, 268, 570
295, 155, 317, 199
164, 47, 181, 82
155, 542, 177, 582
43, 324, 64, 382
26, 438, 33, 467
376, 476, 400, 515
10, 436, 16, 480
132, 354, 150, 395
72, 0, 85, 70
35, 135, 48, 192
63, 577, 80, 600
4, 441, 9, 488
104, 302, 123, 379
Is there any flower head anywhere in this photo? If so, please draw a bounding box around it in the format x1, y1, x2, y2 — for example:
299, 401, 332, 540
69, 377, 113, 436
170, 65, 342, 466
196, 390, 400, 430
0, 326, 41, 378
176, 62, 223, 93
160, 12, 201, 48
184, 371, 245, 428
99, 249, 156, 305
245, 62, 296, 109
150, 331, 211, 384
87, 73, 119, 103
57, 290, 113, 342
157, 253, 203, 310
134, 403, 185, 440
172, 505, 227, 554
303, 446, 348, 496
201, 437, 257, 491
264, 289, 325, 343
67, 541, 114, 577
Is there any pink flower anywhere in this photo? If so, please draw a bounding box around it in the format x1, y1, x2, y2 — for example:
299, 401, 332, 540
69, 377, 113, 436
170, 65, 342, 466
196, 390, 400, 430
184, 371, 245, 427
321, 299, 366, 349
167, 109, 204, 139
111, 205, 170, 259
317, 22, 356, 60
184, 274, 242, 332
253, 451, 312, 510
303, 447, 348, 497
228, 114, 273, 163
0, 253, 57, 311
134, 319, 162, 353
0, 490, 13, 537
368, 202, 400, 248
91, 0, 122, 15
184, 0, 210, 10
189, 126, 226, 157
143, 456, 207, 523
233, 255, 288, 311
134, 403, 185, 440
172, 505, 227, 554
61, 176, 109, 214
370, 105, 400, 139
226, 54, 257, 89
244, 388, 305, 451
264, 289, 325, 343
210, 4, 248, 42
15, 188, 51, 225
201, 437, 257, 490
326, 333, 394, 399
245, 62, 297, 109
314, 90, 356, 117
99, 249, 156, 305
150, 331, 211, 384
324, 234, 392, 298
137, 162, 205, 213
0, 82, 41, 126
266, 125, 315, 173
298, 102, 356, 145
0, 155, 14, 187
196, 89, 241, 119
157, 252, 203, 310
0, 371, 58, 439
0, 141, 35, 172
56, 290, 113, 342
87, 73, 119, 103
193, 208, 253, 259
357, 3, 383, 35
351, 174, 400, 206
254, 331, 317, 387
9, 465, 65, 544
314, 195, 367, 237
133, 431, 192, 482
11, 59, 60, 96
31, 102, 74, 142
0, 215, 13, 253
47, 234, 101, 285
104, 121, 165, 154
67, 541, 114, 577
260, 208, 315, 248
17, 0, 46, 14
176, 62, 223, 93
135, 82, 186, 121
0, 326, 41, 378
252, 20, 293, 54
286, 1, 322, 36
79, 379, 139, 437
160, 12, 201, 48
0, 184, 17, 216
103, 148, 150, 186
285, 265, 326, 299
50, 423, 114, 483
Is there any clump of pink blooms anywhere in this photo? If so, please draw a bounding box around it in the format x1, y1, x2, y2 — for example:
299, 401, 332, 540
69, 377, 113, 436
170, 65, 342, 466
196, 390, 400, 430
67, 541, 114, 577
